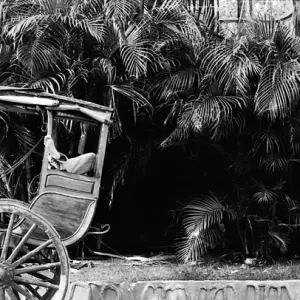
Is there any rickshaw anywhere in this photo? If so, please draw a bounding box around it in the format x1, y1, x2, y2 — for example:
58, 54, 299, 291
0, 86, 113, 300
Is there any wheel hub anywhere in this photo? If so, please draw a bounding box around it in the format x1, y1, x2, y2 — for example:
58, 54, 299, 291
0, 261, 14, 287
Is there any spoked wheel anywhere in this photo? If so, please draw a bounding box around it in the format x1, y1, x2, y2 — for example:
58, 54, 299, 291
0, 200, 69, 300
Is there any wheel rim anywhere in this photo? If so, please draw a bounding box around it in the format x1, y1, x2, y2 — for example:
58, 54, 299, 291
0, 201, 69, 300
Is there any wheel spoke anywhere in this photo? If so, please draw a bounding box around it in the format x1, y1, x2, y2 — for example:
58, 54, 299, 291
1, 214, 16, 260
14, 276, 59, 290
23, 285, 42, 300
21, 247, 50, 266
0, 203, 69, 300
0, 288, 5, 300
26, 271, 51, 282
6, 287, 20, 300
12, 240, 52, 268
10, 282, 35, 300
7, 224, 38, 263
15, 262, 60, 275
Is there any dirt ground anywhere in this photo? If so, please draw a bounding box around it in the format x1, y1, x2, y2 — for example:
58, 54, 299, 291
68, 255, 300, 284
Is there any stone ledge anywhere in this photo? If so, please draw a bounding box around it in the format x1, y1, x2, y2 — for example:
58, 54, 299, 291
68, 280, 300, 300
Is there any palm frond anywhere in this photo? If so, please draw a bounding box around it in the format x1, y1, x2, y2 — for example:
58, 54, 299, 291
160, 92, 246, 147
286, 114, 300, 155
246, 14, 278, 41
182, 0, 222, 60
53, 14, 108, 43
252, 127, 285, 156
176, 227, 222, 262
66, 61, 89, 91
105, 0, 137, 24
176, 192, 236, 262
184, 0, 216, 31
108, 153, 131, 208
202, 36, 261, 98
283, 194, 297, 210
16, 37, 62, 77
268, 231, 288, 253
0, 111, 9, 137
120, 24, 153, 79
150, 0, 186, 26
251, 180, 278, 204
160, 122, 191, 148
259, 154, 288, 172
29, 72, 69, 93
254, 62, 300, 119
182, 193, 227, 235
185, 94, 246, 132
154, 67, 201, 102
6, 10, 108, 44
109, 83, 151, 110
91, 57, 116, 85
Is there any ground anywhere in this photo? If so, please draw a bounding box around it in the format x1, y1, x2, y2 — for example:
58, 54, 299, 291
69, 254, 300, 284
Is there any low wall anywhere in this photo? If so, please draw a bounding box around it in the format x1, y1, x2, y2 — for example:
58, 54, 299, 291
68, 280, 300, 300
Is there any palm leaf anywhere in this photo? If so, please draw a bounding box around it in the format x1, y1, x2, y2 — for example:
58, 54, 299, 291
90, 57, 116, 85
286, 114, 300, 155
268, 231, 288, 253
176, 192, 236, 262
251, 179, 278, 204
182, 193, 231, 235
254, 62, 300, 119
0, 111, 9, 138
246, 14, 278, 41
259, 154, 288, 172
53, 14, 108, 43
186, 94, 246, 131
160, 92, 246, 146
202, 36, 261, 98
154, 67, 201, 102
160, 122, 191, 148
16, 37, 61, 77
109, 83, 151, 110
120, 24, 153, 79
105, 0, 137, 24
29, 72, 69, 93
252, 127, 285, 156
150, 0, 186, 26
183, 0, 216, 31
176, 227, 222, 262
6, 6, 108, 44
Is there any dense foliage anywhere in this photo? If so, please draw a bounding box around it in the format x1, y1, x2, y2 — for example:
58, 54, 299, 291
1, 0, 300, 262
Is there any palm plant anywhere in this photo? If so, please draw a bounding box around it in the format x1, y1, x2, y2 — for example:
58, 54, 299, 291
0, 112, 41, 203
2, 0, 300, 261
161, 15, 300, 261
176, 192, 236, 262
0, 0, 202, 205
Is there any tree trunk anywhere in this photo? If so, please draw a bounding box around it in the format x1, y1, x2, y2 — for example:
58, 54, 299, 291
139, 0, 145, 15
25, 156, 32, 203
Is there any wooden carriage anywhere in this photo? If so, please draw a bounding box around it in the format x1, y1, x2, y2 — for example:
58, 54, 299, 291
0, 87, 113, 300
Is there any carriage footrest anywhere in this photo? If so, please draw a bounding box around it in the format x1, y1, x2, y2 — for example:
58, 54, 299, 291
87, 224, 110, 235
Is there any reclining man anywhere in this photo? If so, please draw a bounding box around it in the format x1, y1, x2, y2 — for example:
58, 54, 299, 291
44, 135, 96, 176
